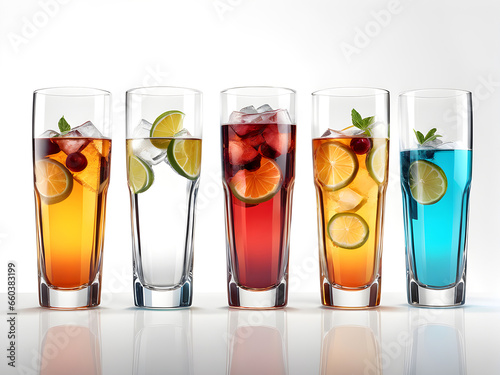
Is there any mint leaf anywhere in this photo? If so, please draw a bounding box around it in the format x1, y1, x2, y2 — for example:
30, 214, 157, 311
414, 127, 442, 145
58, 116, 71, 133
351, 109, 364, 128
363, 116, 375, 127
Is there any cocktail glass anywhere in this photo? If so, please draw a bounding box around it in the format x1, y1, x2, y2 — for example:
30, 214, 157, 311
399, 89, 472, 307
33, 87, 111, 309
221, 86, 296, 308
126, 86, 202, 308
312, 87, 390, 308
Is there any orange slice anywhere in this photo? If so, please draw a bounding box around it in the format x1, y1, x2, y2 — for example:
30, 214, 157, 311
314, 141, 358, 191
229, 157, 282, 204
35, 159, 73, 204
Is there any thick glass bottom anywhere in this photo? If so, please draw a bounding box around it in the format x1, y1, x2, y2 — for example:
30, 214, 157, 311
134, 275, 192, 308
407, 272, 466, 307
227, 279, 288, 309
38, 277, 101, 309
321, 276, 381, 309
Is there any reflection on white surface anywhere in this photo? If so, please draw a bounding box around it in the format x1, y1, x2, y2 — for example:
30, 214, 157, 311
39, 310, 101, 375
321, 309, 382, 375
405, 308, 466, 375
133, 309, 193, 375
227, 310, 288, 375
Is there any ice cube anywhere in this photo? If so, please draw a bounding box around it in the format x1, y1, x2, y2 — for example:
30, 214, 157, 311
131, 120, 168, 165
437, 141, 457, 150
418, 139, 443, 149
66, 121, 104, 139
321, 128, 350, 138
367, 121, 386, 138
256, 104, 273, 113
174, 128, 192, 137
229, 108, 292, 125
133, 119, 153, 138
39, 130, 59, 138
240, 105, 258, 114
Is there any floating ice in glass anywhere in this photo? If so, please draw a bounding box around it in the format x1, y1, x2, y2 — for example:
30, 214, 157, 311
132, 119, 167, 165
39, 130, 59, 138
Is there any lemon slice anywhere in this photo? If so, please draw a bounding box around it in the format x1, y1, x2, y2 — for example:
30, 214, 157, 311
409, 160, 447, 205
150, 110, 185, 149
314, 141, 358, 191
328, 213, 369, 249
128, 155, 154, 193
167, 138, 202, 180
35, 159, 73, 204
366, 143, 388, 184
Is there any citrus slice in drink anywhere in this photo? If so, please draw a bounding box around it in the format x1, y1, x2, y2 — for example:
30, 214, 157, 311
167, 139, 201, 180
229, 157, 282, 204
314, 141, 358, 191
35, 159, 73, 204
149, 110, 185, 149
409, 160, 447, 205
128, 155, 154, 193
327, 213, 369, 249
366, 143, 388, 184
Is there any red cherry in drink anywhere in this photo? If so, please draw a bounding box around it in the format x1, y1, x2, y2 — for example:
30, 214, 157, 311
350, 138, 372, 155
66, 152, 88, 172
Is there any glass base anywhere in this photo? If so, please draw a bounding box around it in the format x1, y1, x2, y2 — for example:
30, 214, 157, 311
321, 276, 381, 309
39, 279, 101, 309
133, 276, 192, 308
407, 275, 466, 307
228, 281, 287, 309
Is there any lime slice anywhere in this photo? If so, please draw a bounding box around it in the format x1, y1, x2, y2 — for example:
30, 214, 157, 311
366, 143, 387, 184
35, 159, 73, 204
314, 141, 359, 191
409, 160, 447, 205
150, 110, 185, 149
128, 155, 154, 193
327, 213, 369, 249
167, 138, 201, 180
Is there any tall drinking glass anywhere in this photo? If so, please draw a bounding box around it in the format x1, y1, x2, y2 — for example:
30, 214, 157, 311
126, 87, 202, 308
312, 88, 389, 308
33, 87, 111, 309
221, 87, 296, 308
400, 89, 472, 307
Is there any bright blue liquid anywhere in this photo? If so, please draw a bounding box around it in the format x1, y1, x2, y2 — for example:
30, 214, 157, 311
401, 149, 472, 288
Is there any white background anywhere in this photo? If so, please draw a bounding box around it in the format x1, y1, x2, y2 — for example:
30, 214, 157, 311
1, 0, 499, 303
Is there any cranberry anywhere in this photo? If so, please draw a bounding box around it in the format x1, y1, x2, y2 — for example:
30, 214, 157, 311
350, 138, 372, 155
66, 152, 88, 172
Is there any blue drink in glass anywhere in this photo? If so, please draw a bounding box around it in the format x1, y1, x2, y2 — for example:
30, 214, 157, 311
401, 148, 472, 290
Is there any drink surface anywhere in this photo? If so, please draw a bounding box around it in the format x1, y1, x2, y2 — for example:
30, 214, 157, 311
34, 137, 111, 289
401, 149, 472, 288
222, 124, 296, 290
313, 137, 389, 288
127, 137, 201, 288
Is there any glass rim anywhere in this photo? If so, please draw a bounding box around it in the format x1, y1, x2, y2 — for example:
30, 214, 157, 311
34, 86, 110, 97
312, 87, 389, 98
221, 86, 296, 97
399, 88, 471, 99
127, 86, 202, 97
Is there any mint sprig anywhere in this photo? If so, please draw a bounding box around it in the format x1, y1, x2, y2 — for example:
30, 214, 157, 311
413, 128, 442, 145
351, 109, 375, 136
58, 116, 71, 133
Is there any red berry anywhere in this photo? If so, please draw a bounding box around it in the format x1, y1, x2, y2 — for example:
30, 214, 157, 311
66, 152, 88, 172
350, 138, 371, 155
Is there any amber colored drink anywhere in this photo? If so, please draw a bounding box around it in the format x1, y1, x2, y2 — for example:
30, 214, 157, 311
34, 137, 111, 290
313, 137, 388, 305
222, 124, 296, 291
